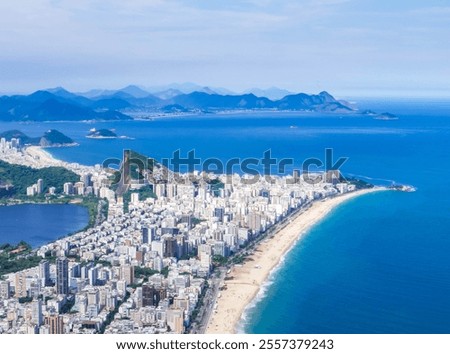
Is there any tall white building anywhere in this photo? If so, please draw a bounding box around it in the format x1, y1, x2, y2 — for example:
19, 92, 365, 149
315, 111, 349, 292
39, 260, 50, 287
131, 193, 139, 204
37, 179, 44, 194
63, 182, 74, 195
155, 184, 166, 198
31, 299, 43, 326
0, 280, 10, 299
27, 185, 37, 196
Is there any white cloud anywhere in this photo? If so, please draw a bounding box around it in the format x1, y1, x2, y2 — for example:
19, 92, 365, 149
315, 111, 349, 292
0, 0, 448, 95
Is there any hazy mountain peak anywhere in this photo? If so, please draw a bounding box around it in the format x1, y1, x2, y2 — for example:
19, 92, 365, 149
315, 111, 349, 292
244, 87, 294, 100
118, 85, 150, 98
318, 91, 335, 101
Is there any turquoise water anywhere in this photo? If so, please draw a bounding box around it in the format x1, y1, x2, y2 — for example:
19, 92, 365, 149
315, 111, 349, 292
0, 98, 449, 332
242, 191, 450, 333
0, 204, 89, 248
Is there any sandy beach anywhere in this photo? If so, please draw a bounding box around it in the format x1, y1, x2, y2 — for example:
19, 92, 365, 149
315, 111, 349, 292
25, 146, 69, 167
0, 145, 95, 175
205, 188, 386, 334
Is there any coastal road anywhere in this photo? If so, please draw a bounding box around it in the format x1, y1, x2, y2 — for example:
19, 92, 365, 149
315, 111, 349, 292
230, 201, 312, 261
194, 267, 226, 334
95, 199, 107, 226
192, 202, 313, 334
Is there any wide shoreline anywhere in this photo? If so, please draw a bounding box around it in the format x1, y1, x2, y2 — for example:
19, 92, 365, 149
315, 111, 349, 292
0, 144, 96, 175
205, 187, 387, 334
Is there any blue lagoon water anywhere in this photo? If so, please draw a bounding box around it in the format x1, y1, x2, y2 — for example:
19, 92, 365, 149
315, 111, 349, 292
0, 204, 89, 248
1, 98, 450, 332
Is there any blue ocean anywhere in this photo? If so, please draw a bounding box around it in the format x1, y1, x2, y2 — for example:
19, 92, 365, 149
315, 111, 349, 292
1, 97, 449, 333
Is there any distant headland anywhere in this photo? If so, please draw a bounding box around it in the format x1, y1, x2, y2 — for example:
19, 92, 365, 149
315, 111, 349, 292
0, 129, 77, 147
0, 85, 396, 121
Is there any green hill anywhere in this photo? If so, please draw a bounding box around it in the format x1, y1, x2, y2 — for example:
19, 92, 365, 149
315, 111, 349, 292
87, 128, 117, 138
0, 160, 80, 196
0, 130, 40, 145
40, 129, 76, 146
0, 129, 75, 147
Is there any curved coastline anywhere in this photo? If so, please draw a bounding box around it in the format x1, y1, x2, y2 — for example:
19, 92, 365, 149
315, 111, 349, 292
205, 187, 388, 334
0, 145, 96, 176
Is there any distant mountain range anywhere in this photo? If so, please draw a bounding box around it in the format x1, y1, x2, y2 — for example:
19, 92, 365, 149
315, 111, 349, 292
0, 89, 129, 121
0, 85, 358, 122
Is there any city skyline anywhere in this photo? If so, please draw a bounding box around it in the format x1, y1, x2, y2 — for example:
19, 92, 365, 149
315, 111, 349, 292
1, 1, 449, 97
0, 0, 449, 340
0, 132, 366, 334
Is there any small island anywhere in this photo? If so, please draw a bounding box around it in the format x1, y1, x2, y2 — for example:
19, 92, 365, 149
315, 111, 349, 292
86, 128, 132, 139
361, 110, 399, 121
86, 128, 118, 139
374, 112, 399, 121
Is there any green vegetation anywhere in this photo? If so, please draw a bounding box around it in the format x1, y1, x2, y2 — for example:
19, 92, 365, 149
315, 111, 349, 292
127, 150, 155, 181
0, 194, 103, 231
191, 217, 205, 226
109, 150, 155, 189
108, 170, 122, 187
122, 185, 156, 212
208, 178, 224, 197
189, 282, 209, 325
93, 260, 112, 268
18, 296, 33, 303
0, 130, 39, 145
0, 129, 74, 147
87, 128, 117, 138
343, 177, 374, 189
0, 198, 103, 276
212, 255, 227, 266
98, 291, 130, 334
135, 266, 160, 280
129, 150, 155, 168
0, 184, 14, 198
0, 241, 44, 276
0, 162, 107, 277
230, 254, 247, 265
0, 240, 31, 252
81, 196, 103, 229
0, 159, 105, 231
100, 198, 108, 221
0, 160, 80, 196
178, 251, 197, 260
40, 129, 75, 146
160, 266, 170, 278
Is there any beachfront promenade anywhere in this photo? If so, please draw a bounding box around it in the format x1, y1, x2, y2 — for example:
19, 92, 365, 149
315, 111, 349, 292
205, 188, 385, 334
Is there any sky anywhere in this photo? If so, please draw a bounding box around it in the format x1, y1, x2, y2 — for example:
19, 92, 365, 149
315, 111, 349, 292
0, 0, 449, 97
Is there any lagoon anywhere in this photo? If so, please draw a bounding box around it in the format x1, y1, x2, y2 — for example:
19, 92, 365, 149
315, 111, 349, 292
0, 204, 89, 248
